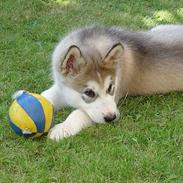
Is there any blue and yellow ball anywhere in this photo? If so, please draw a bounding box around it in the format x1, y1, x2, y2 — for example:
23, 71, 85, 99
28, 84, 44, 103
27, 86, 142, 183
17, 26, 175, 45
8, 91, 54, 138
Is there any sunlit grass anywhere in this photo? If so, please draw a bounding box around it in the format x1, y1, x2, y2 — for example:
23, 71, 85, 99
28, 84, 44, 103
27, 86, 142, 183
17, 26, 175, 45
154, 10, 175, 22
142, 17, 156, 27
177, 8, 183, 17
54, 0, 73, 6
142, 6, 183, 28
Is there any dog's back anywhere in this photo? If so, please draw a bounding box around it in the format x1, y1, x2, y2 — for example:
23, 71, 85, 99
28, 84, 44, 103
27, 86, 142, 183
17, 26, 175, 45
118, 25, 183, 97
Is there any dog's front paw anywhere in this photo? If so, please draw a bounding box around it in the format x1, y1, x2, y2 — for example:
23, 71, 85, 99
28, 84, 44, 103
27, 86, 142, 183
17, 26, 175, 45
48, 123, 73, 141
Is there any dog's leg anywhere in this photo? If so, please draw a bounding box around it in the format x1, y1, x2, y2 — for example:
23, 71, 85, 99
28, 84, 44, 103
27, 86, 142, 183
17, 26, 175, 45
48, 109, 93, 141
41, 84, 66, 111
42, 85, 92, 140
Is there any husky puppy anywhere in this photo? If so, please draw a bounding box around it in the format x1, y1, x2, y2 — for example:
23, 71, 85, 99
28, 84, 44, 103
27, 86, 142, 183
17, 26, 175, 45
41, 25, 183, 141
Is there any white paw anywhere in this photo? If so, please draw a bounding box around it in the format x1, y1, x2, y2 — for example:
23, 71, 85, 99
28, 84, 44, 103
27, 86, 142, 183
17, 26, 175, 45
48, 123, 73, 141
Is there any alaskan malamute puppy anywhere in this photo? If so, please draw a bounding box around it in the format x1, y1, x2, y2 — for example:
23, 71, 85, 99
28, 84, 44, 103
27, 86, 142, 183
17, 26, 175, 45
41, 25, 183, 141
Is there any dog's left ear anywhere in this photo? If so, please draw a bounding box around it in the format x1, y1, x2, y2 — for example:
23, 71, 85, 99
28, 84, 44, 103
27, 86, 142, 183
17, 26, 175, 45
102, 43, 124, 69
61, 45, 86, 76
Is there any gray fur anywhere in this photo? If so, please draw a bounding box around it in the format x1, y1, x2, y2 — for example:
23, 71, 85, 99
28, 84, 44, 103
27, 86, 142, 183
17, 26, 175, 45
53, 25, 183, 64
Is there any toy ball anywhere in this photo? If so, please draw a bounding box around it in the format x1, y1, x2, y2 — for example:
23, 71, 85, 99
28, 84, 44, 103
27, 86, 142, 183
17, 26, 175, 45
8, 91, 54, 138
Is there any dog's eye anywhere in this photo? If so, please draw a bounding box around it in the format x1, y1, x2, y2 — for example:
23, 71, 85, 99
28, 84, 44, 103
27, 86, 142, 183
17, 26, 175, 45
107, 83, 115, 95
82, 88, 97, 103
84, 89, 96, 98
107, 84, 113, 93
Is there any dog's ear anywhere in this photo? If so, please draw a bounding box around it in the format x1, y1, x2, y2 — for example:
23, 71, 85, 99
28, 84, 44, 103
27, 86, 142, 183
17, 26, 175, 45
61, 45, 86, 76
102, 43, 124, 69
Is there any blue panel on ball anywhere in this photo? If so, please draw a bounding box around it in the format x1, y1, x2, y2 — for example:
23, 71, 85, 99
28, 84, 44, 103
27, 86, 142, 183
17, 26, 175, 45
16, 92, 45, 133
8, 117, 22, 135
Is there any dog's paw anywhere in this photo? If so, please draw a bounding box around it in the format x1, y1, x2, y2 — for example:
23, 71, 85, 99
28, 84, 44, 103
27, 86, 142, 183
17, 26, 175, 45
48, 123, 73, 141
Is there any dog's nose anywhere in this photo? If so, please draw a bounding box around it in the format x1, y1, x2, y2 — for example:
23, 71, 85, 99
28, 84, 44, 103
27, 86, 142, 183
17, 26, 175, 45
104, 113, 116, 123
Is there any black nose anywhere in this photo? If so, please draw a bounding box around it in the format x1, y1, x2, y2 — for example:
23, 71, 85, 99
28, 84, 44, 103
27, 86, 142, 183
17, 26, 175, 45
104, 113, 116, 123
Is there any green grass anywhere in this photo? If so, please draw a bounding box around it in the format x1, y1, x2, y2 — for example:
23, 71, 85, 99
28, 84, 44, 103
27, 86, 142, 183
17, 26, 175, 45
1, 0, 183, 182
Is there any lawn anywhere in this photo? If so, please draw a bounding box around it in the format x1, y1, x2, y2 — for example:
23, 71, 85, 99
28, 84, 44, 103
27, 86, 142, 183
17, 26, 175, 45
0, 0, 183, 182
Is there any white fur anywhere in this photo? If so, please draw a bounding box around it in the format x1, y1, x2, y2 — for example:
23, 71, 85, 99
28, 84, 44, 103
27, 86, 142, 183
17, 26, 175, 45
42, 86, 94, 141
42, 77, 119, 140
80, 78, 120, 123
42, 77, 119, 122
150, 24, 183, 32
48, 109, 92, 141
148, 24, 183, 44
83, 95, 120, 123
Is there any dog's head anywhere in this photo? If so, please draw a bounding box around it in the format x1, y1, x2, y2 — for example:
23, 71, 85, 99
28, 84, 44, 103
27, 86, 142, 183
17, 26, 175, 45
54, 43, 124, 123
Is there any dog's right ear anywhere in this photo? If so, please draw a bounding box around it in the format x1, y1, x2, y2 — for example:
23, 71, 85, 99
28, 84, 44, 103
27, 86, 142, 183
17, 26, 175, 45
60, 45, 86, 76
102, 43, 124, 69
